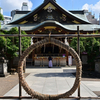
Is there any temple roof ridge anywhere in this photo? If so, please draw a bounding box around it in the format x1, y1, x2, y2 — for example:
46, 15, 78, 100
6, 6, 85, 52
3, 20, 100, 32
44, 0, 56, 2
9, 0, 90, 24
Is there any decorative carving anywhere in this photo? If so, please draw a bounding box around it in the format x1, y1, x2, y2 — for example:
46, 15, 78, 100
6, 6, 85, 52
72, 20, 80, 24
43, 3, 56, 10
33, 14, 38, 21
44, 26, 56, 29
19, 20, 28, 24
47, 6, 52, 13
38, 30, 42, 33
46, 15, 54, 19
58, 30, 62, 33
62, 14, 66, 21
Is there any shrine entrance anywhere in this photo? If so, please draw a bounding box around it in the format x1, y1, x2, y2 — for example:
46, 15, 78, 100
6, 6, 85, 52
18, 37, 82, 100
1, 26, 100, 99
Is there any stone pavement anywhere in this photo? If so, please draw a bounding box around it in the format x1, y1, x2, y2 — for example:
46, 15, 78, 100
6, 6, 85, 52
1, 66, 100, 100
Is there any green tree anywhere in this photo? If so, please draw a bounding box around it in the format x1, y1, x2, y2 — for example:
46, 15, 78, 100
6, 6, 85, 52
0, 13, 4, 20
85, 37, 100, 69
0, 7, 4, 29
0, 32, 6, 57
70, 37, 86, 53
70, 36, 100, 70
0, 8, 5, 55
5, 27, 31, 72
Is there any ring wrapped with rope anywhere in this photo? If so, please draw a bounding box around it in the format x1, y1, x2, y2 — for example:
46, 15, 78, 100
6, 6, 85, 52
18, 37, 82, 100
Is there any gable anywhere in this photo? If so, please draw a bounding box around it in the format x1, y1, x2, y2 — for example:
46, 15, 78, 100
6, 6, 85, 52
43, 2, 56, 10
9, 0, 90, 25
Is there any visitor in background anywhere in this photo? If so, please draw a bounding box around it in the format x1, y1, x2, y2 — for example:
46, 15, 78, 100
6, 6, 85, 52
48, 56, 53, 68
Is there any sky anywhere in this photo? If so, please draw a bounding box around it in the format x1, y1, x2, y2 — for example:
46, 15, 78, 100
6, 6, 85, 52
0, 0, 100, 19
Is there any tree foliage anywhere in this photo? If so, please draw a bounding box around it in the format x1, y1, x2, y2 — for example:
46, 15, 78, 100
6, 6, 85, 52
0, 32, 6, 48
0, 13, 4, 21
0, 27, 31, 72
70, 35, 100, 69
0, 32, 6, 56
5, 27, 31, 58
70, 36, 100, 55
0, 10, 4, 29
70, 37, 86, 53
0, 27, 31, 58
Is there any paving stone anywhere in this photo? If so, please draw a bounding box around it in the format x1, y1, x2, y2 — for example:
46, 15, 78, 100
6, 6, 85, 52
3, 67, 100, 99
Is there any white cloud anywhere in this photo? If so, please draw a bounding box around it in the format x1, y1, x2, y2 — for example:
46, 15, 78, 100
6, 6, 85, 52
92, 1, 100, 14
82, 1, 100, 14
0, 0, 33, 12
82, 4, 89, 10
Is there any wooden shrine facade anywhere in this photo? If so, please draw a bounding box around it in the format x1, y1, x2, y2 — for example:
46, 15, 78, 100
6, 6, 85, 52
2, 0, 100, 66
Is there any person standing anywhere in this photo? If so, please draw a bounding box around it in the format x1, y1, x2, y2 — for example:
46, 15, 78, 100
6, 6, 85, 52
48, 56, 53, 68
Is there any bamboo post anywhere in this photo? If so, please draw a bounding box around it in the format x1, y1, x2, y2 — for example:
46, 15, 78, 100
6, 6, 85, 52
19, 27, 22, 98
77, 26, 80, 97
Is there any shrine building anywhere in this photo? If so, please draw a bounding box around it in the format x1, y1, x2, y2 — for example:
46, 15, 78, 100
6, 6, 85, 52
2, 0, 100, 67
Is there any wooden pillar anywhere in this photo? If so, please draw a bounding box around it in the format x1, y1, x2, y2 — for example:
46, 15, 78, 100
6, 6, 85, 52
44, 44, 45, 53
32, 50, 35, 62
18, 27, 22, 98
52, 44, 54, 53
65, 37, 69, 65
66, 51, 68, 65
36, 38, 38, 54
32, 38, 34, 61
32, 38, 34, 66
77, 26, 80, 56
77, 26, 80, 97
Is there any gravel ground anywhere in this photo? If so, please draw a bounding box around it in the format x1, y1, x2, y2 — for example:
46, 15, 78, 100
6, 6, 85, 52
0, 73, 29, 96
